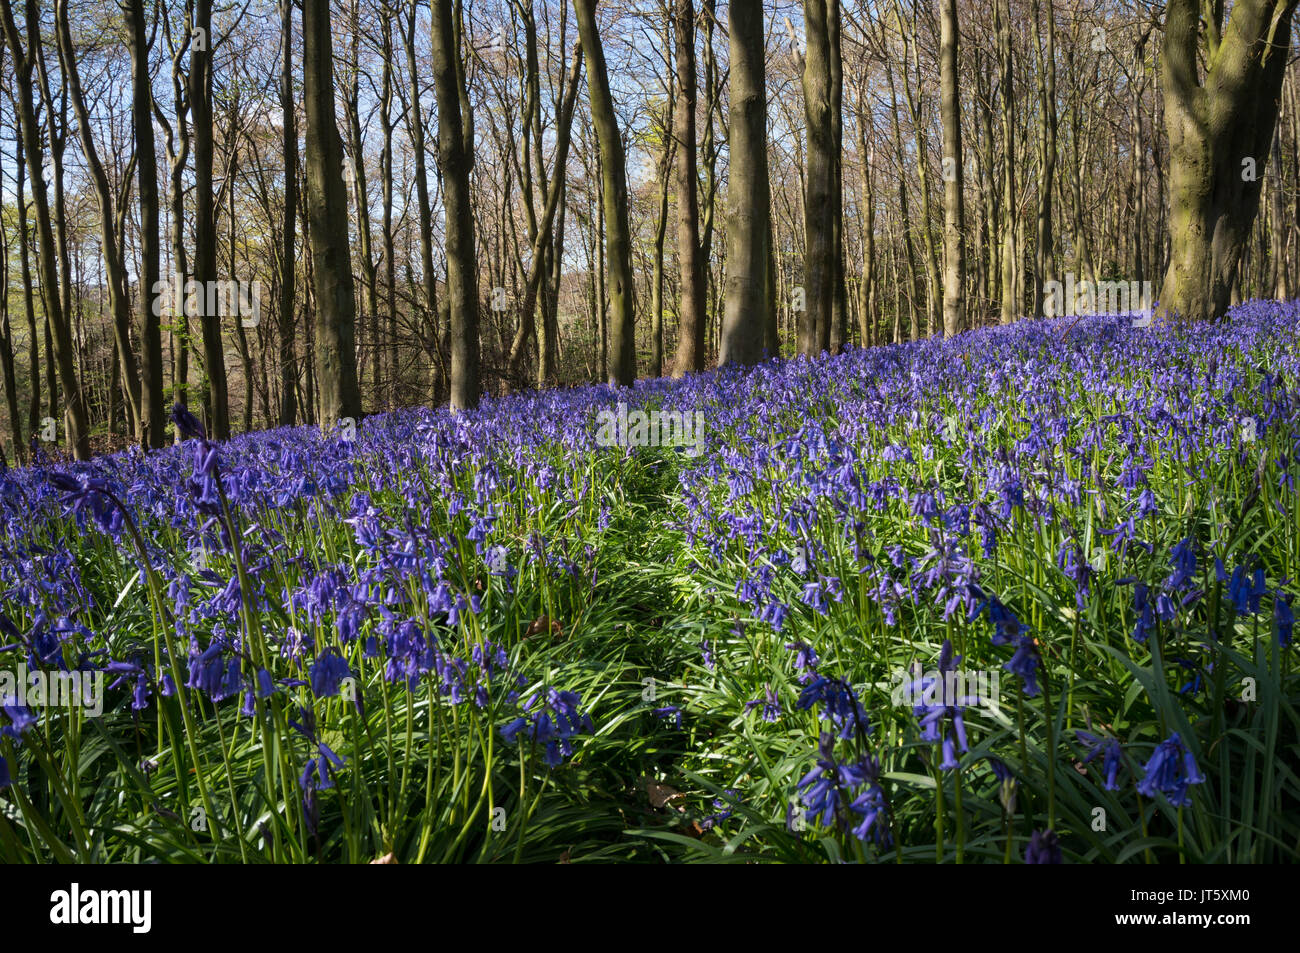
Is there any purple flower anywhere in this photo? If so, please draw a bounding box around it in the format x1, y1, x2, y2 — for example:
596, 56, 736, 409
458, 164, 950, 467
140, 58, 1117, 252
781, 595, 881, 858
1025, 829, 1061, 864
1004, 636, 1042, 697
796, 676, 871, 741
1076, 730, 1123, 791
1136, 732, 1204, 807
309, 649, 351, 698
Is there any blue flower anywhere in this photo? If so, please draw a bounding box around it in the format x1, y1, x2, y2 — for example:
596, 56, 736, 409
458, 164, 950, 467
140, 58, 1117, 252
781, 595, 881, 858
744, 684, 781, 722
309, 649, 351, 698
653, 705, 683, 729
796, 675, 871, 741
1004, 636, 1042, 697
170, 403, 207, 441
1076, 730, 1123, 791
1132, 583, 1157, 643
499, 687, 593, 767
796, 733, 890, 846
1274, 592, 1294, 647
785, 641, 819, 682
1025, 829, 1061, 864
1136, 732, 1204, 807
1, 697, 37, 738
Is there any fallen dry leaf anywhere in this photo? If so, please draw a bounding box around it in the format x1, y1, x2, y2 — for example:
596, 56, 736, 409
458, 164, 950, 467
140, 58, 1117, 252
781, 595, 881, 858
641, 775, 685, 810
369, 852, 396, 864
525, 615, 563, 639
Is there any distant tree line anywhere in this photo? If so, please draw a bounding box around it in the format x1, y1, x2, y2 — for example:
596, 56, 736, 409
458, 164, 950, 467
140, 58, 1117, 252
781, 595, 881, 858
0, 0, 1295, 460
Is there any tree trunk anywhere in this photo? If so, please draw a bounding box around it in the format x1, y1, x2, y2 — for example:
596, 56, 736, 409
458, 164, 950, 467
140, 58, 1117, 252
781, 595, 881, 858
124, 0, 165, 447
189, 0, 229, 436
401, 0, 445, 402
939, 0, 965, 338
431, 0, 480, 408
575, 0, 636, 385
718, 0, 774, 366
507, 46, 583, 385
278, 0, 298, 426
303, 0, 363, 427
800, 0, 834, 356
671, 0, 706, 376
1160, 0, 1298, 320
650, 81, 674, 379
995, 0, 1017, 324
54, 0, 143, 437
0, 0, 90, 458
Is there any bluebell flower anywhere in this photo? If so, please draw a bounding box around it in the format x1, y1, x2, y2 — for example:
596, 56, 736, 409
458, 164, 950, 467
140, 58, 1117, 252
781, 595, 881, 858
499, 687, 593, 767
1132, 582, 1157, 643
170, 403, 207, 441
309, 649, 351, 698
1025, 829, 1061, 864
1076, 730, 1123, 790
1274, 592, 1294, 647
1136, 732, 1204, 807
744, 684, 781, 722
796, 733, 890, 846
1004, 636, 1042, 697
1, 697, 37, 738
653, 705, 683, 728
796, 675, 871, 741
785, 641, 819, 682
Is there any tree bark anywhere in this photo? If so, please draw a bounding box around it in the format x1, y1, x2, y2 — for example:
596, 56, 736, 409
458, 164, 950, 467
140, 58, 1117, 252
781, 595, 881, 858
124, 0, 165, 447
939, 0, 965, 338
575, 0, 636, 385
303, 0, 363, 427
278, 0, 298, 426
431, 0, 480, 408
0, 0, 90, 458
718, 0, 774, 366
671, 0, 706, 376
1159, 0, 1298, 321
54, 0, 143, 436
800, 0, 834, 356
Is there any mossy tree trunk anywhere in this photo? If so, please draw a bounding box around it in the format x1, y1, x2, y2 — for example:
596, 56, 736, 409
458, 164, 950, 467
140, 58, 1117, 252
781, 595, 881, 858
1159, 0, 1297, 322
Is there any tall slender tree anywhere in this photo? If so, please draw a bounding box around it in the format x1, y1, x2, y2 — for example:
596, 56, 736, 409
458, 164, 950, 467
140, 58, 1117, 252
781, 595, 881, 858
574, 0, 636, 385
671, 0, 706, 376
939, 0, 965, 338
800, 0, 836, 356
431, 0, 480, 408
0, 0, 90, 459
303, 0, 362, 427
190, 0, 229, 435
718, 0, 774, 366
125, 0, 165, 447
278, 0, 298, 426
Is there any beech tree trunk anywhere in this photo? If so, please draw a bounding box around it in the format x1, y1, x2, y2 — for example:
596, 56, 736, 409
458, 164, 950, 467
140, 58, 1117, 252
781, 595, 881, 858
0, 0, 90, 459
939, 0, 965, 338
303, 0, 363, 427
672, 0, 706, 376
431, 0, 481, 408
125, 0, 165, 447
575, 0, 636, 385
719, 0, 774, 366
1158, 0, 1297, 321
